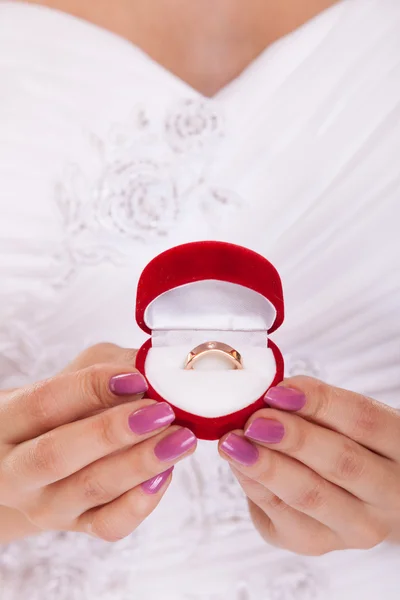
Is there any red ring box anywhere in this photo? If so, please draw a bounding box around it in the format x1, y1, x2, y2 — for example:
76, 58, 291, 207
136, 241, 284, 440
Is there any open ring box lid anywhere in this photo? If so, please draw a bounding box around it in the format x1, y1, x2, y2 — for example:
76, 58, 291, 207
135, 241, 284, 440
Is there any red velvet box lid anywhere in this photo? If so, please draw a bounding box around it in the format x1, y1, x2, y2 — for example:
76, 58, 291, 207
136, 241, 284, 334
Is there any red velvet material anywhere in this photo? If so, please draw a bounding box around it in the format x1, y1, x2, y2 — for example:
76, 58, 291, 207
136, 241, 284, 335
136, 338, 284, 440
135, 241, 285, 440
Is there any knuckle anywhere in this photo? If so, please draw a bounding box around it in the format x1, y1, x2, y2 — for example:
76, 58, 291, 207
30, 432, 66, 479
293, 476, 327, 512
350, 397, 381, 439
307, 380, 334, 421
81, 472, 113, 505
92, 412, 121, 450
264, 493, 288, 513
24, 380, 57, 427
333, 442, 365, 482
80, 363, 103, 394
78, 364, 111, 409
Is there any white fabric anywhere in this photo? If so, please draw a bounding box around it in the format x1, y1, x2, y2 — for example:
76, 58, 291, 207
1, 1, 400, 599
144, 280, 277, 332
145, 280, 277, 416
152, 329, 269, 348
146, 345, 276, 417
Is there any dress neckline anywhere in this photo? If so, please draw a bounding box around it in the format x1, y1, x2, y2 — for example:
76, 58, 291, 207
4, 0, 348, 102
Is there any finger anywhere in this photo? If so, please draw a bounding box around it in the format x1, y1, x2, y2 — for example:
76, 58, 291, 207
232, 467, 341, 555
4, 400, 179, 489
219, 433, 386, 549
38, 425, 196, 520
264, 376, 400, 460
75, 468, 173, 542
61, 343, 137, 373
0, 364, 148, 444
244, 408, 400, 510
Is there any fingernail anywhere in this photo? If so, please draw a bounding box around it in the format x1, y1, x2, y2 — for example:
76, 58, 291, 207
141, 467, 174, 495
109, 373, 148, 396
129, 402, 175, 435
264, 386, 306, 411
155, 428, 197, 462
220, 433, 259, 466
245, 418, 285, 444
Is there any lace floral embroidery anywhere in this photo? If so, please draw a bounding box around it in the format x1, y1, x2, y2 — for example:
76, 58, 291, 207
164, 98, 224, 153
53, 98, 242, 285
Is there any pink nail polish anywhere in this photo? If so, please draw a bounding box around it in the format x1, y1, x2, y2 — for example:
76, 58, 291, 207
154, 428, 197, 462
141, 467, 174, 495
264, 386, 306, 411
109, 373, 148, 396
129, 403, 175, 435
245, 418, 285, 444
220, 433, 259, 466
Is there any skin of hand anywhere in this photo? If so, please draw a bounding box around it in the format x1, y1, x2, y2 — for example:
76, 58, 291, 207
0, 343, 197, 544
219, 376, 400, 555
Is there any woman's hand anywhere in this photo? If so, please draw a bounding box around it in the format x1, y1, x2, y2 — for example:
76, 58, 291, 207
219, 376, 400, 555
0, 343, 197, 542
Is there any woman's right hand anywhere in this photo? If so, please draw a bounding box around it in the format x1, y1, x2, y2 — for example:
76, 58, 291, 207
0, 343, 197, 542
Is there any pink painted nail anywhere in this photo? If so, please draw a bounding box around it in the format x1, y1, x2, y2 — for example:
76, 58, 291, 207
264, 386, 306, 411
109, 373, 148, 396
129, 402, 175, 435
220, 433, 259, 466
245, 418, 285, 444
154, 428, 197, 462
141, 467, 174, 495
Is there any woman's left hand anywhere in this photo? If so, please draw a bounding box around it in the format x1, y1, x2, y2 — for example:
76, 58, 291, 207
219, 376, 400, 555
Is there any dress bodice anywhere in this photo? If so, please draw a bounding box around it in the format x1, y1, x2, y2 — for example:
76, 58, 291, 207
0, 1, 400, 598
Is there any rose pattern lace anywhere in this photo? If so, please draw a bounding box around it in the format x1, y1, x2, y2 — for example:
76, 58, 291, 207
53, 98, 242, 286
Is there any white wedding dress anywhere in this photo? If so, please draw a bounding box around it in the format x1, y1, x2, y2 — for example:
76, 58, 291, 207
1, 0, 400, 598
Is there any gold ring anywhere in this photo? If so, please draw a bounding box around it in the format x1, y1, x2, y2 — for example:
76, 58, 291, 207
184, 341, 243, 370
